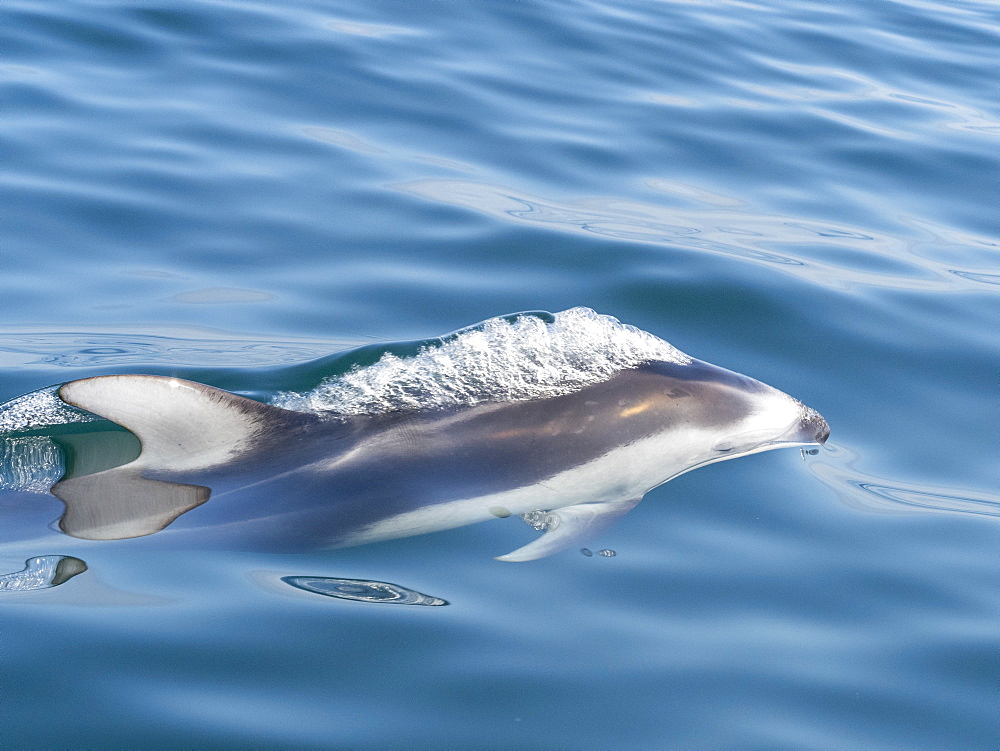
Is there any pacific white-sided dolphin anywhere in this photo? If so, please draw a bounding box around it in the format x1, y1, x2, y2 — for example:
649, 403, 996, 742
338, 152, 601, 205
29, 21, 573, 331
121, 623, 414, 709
46, 309, 829, 561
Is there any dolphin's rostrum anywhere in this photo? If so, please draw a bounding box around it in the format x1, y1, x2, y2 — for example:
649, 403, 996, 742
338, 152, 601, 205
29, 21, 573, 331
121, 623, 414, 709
47, 308, 829, 561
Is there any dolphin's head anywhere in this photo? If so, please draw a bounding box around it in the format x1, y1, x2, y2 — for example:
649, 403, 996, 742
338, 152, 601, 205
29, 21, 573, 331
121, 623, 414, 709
662, 358, 830, 451
594, 358, 829, 489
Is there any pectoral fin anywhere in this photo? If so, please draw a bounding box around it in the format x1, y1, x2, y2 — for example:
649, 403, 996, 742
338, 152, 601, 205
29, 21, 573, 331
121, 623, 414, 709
495, 495, 643, 562
51, 469, 209, 540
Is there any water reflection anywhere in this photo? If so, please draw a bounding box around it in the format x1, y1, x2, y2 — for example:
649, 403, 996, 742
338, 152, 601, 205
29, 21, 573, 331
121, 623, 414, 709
282, 576, 448, 605
0, 555, 87, 592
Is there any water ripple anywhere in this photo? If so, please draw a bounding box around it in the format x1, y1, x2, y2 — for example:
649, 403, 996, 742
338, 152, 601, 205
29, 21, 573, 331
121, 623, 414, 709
398, 179, 999, 292
282, 576, 448, 606
810, 445, 1000, 519
0, 331, 342, 368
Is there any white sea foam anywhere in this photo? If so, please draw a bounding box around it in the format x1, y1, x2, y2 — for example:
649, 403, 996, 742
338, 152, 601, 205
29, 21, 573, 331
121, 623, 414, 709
272, 307, 689, 416
0, 386, 100, 435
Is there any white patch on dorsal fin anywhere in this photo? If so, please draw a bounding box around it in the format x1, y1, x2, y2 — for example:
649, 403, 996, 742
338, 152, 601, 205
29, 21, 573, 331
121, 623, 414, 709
58, 375, 280, 472
495, 495, 643, 562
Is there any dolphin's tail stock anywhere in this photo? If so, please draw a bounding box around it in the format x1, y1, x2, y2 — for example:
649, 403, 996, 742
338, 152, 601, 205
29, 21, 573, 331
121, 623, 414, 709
50, 375, 308, 540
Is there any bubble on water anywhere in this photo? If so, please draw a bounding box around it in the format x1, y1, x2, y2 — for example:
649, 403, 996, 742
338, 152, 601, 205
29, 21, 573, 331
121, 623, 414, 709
281, 576, 448, 605
597, 549, 617, 557
521, 509, 560, 531
0, 435, 65, 492
0, 556, 88, 592
580, 548, 593, 556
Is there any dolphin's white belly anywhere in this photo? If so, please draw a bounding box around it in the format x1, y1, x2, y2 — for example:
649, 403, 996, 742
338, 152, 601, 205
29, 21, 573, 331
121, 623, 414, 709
338, 430, 692, 548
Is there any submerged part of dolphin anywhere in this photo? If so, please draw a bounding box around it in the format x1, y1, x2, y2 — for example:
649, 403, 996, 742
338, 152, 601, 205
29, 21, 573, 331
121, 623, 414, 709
45, 308, 828, 561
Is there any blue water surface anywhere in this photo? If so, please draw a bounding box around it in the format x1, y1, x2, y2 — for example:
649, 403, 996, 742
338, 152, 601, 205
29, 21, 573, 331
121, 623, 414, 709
2, 0, 998, 748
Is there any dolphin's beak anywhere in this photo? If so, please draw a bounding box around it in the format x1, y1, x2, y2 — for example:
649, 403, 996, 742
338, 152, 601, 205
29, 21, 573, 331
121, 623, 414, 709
712, 405, 830, 456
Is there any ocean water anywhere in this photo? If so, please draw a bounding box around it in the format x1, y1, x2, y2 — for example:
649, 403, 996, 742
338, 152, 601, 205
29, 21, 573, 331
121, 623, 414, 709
2, 0, 998, 748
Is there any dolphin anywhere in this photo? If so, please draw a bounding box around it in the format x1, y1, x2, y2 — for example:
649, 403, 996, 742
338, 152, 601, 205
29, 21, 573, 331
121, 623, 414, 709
48, 338, 829, 561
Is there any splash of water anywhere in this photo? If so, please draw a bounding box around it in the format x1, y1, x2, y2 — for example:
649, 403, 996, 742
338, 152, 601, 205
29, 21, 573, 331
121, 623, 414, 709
0, 386, 101, 436
273, 307, 688, 416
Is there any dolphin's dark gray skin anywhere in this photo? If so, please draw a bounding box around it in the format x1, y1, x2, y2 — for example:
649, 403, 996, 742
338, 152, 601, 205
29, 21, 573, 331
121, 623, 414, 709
50, 357, 828, 561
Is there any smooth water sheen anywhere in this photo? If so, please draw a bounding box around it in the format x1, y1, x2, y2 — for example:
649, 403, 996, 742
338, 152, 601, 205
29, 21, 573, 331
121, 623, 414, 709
2, 0, 998, 748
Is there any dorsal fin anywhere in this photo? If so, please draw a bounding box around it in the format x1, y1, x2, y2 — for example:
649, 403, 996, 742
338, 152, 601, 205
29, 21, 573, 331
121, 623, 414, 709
58, 375, 291, 472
